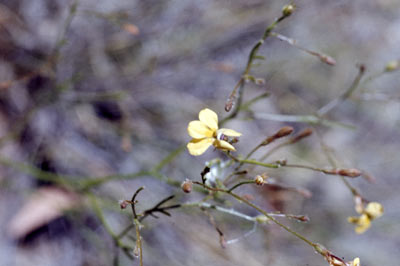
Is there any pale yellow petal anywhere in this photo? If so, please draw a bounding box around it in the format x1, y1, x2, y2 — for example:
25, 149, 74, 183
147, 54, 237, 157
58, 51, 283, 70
187, 121, 214, 139
199, 108, 218, 131
187, 138, 214, 156
352, 258, 360, 266
218, 128, 242, 137
347, 216, 359, 224
214, 140, 236, 151
365, 202, 383, 219
354, 214, 371, 234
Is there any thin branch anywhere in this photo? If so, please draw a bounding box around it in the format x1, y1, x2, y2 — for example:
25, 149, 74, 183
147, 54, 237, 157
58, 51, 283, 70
317, 64, 366, 116
131, 187, 145, 219
224, 7, 294, 118
270, 32, 336, 66
192, 182, 321, 254
134, 219, 143, 266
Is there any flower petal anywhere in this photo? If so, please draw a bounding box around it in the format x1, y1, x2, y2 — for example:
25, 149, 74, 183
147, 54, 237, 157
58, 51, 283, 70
199, 108, 218, 131
365, 202, 383, 219
218, 128, 242, 137
188, 121, 214, 139
187, 138, 214, 156
214, 140, 236, 151
352, 258, 361, 266
351, 214, 371, 234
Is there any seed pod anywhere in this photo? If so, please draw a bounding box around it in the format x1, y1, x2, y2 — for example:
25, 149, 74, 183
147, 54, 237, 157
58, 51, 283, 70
262, 126, 294, 145
290, 128, 313, 143
254, 175, 265, 185
254, 173, 268, 185
181, 179, 193, 193
275, 126, 294, 138
319, 54, 336, 66
337, 168, 362, 178
119, 200, 130, 209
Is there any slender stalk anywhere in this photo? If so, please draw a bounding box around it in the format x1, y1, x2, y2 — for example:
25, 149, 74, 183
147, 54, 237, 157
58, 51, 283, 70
134, 219, 143, 266
228, 180, 256, 192
317, 131, 360, 197
192, 182, 321, 254
224, 10, 292, 120
317, 65, 365, 116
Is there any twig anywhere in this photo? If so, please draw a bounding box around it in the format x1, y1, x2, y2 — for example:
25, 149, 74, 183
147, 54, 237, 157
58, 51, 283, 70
192, 182, 322, 255
270, 32, 336, 66
253, 113, 355, 129
224, 6, 294, 118
317, 64, 366, 116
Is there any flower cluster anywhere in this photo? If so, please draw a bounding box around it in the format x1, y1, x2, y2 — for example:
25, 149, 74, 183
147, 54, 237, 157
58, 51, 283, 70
348, 201, 383, 234
187, 108, 241, 156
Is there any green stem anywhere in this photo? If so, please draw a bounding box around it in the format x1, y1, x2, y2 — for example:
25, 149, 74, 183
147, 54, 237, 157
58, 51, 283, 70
192, 182, 318, 251
237, 158, 280, 169
228, 180, 256, 192
317, 65, 365, 116
134, 219, 143, 266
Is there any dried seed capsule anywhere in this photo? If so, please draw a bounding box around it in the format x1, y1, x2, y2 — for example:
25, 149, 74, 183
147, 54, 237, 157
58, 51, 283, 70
275, 126, 294, 138
181, 179, 193, 193
290, 128, 313, 143
119, 200, 130, 209
254, 173, 268, 185
255, 175, 265, 185
337, 168, 362, 178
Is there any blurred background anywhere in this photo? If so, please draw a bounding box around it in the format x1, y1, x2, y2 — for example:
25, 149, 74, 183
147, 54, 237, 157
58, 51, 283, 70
0, 0, 399, 265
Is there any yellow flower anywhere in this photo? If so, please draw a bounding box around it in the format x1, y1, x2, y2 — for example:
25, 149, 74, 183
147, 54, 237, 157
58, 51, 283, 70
187, 108, 241, 156
364, 202, 384, 219
348, 214, 371, 234
348, 202, 383, 234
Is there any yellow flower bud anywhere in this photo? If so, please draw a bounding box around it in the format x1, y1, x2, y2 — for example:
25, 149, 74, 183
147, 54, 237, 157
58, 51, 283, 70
282, 4, 296, 17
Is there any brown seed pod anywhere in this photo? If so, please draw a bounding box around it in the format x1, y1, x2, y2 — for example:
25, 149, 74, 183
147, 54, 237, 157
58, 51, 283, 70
181, 179, 193, 193
337, 168, 362, 178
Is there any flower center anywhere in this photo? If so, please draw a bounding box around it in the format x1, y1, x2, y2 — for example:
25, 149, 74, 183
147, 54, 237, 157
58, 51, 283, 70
216, 131, 228, 141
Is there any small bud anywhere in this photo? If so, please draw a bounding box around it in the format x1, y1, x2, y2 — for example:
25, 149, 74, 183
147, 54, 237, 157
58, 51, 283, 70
275, 126, 294, 138
276, 159, 287, 166
119, 200, 130, 209
326, 253, 347, 266
181, 179, 193, 193
263, 126, 294, 145
296, 215, 310, 222
254, 175, 265, 185
133, 245, 140, 258
354, 195, 364, 214
282, 4, 296, 17
255, 215, 269, 224
337, 168, 362, 178
288, 214, 310, 222
385, 60, 399, 72
290, 128, 313, 143
358, 64, 366, 73
319, 54, 336, 66
254, 173, 268, 185
255, 78, 266, 85
122, 23, 140, 36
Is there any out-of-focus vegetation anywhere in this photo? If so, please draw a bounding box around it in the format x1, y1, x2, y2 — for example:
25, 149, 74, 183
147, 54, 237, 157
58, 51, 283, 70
0, 0, 399, 265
